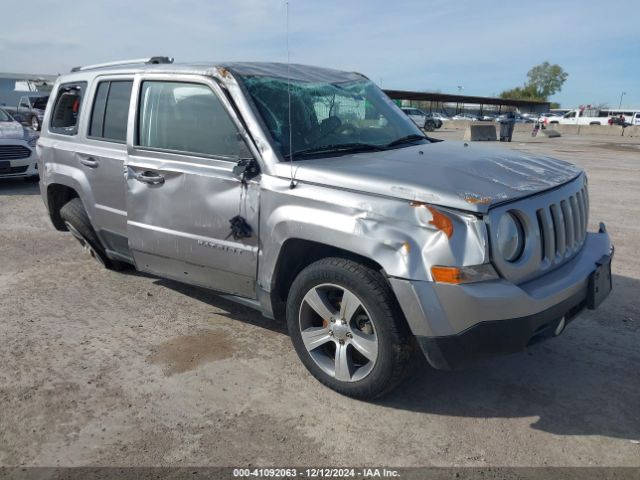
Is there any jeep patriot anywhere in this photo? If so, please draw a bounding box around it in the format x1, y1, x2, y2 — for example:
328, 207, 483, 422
37, 58, 613, 398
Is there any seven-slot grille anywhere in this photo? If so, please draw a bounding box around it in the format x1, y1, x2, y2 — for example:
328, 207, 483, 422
535, 184, 589, 266
0, 145, 31, 160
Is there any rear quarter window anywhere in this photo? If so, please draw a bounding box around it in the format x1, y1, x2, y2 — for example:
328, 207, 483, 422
50, 82, 87, 135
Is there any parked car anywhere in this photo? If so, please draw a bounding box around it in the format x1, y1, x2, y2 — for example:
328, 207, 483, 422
495, 113, 534, 124
608, 115, 630, 127
400, 108, 441, 131
451, 113, 479, 121
429, 112, 450, 123
0, 107, 39, 180
521, 112, 541, 122
38, 58, 613, 399
2, 94, 49, 131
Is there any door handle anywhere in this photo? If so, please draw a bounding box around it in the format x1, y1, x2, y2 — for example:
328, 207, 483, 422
79, 157, 99, 168
133, 170, 165, 185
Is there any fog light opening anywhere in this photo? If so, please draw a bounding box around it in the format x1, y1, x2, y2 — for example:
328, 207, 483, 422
554, 317, 566, 336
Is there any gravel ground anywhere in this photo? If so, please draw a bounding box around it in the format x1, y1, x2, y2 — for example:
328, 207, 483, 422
0, 131, 639, 468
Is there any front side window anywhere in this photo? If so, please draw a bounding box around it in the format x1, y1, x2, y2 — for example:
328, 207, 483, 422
50, 82, 86, 135
89, 80, 133, 142
137, 81, 243, 159
240, 75, 425, 160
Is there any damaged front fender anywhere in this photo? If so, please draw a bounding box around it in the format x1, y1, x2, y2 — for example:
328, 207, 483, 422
257, 175, 490, 297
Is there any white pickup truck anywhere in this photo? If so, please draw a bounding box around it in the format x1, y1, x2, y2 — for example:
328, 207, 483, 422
545, 108, 640, 126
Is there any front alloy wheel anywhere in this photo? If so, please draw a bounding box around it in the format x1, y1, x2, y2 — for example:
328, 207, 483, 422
286, 257, 414, 399
299, 283, 378, 382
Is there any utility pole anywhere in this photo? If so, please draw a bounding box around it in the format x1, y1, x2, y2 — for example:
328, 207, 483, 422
619, 91, 626, 109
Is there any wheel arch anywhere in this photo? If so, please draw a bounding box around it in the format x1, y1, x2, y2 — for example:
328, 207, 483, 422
267, 238, 389, 319
46, 183, 80, 230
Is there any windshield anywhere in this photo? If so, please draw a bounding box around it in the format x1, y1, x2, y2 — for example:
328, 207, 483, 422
240, 75, 426, 159
0, 108, 12, 122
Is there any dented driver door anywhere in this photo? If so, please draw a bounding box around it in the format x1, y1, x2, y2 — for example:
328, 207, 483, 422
125, 75, 260, 298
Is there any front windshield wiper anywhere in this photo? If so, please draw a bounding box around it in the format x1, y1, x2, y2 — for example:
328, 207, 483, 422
284, 142, 387, 160
386, 134, 428, 148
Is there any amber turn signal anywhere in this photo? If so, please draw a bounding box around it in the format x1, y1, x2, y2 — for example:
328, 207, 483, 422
431, 264, 500, 284
431, 266, 464, 284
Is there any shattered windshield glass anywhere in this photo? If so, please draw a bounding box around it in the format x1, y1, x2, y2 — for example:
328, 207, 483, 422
240, 75, 427, 160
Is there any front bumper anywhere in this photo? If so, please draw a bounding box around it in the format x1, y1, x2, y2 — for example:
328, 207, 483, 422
389, 228, 612, 370
0, 143, 38, 178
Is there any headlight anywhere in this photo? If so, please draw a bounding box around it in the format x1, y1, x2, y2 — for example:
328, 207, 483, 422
497, 212, 524, 262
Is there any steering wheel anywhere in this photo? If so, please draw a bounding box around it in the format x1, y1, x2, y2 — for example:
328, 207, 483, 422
334, 122, 357, 136
316, 117, 358, 142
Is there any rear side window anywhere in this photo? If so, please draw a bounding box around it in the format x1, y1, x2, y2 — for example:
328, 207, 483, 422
89, 80, 133, 142
50, 82, 86, 135
136, 81, 242, 159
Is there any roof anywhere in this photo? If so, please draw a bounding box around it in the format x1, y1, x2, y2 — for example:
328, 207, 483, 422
56, 60, 551, 109
63, 60, 365, 83
222, 62, 365, 83
383, 89, 550, 107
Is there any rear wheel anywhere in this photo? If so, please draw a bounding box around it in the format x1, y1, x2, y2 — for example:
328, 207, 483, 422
59, 198, 128, 271
286, 257, 414, 399
424, 120, 436, 132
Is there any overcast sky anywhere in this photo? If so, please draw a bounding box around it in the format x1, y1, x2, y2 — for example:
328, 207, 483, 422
1, 0, 638, 108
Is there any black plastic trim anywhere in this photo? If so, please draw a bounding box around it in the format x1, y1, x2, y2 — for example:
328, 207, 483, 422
416, 287, 591, 371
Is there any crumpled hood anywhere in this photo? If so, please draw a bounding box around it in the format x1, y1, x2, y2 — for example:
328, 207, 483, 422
283, 141, 583, 213
0, 121, 28, 140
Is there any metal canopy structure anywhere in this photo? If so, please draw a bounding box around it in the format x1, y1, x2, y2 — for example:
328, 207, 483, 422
383, 89, 550, 114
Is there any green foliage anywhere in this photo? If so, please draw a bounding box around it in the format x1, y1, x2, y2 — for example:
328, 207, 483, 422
526, 62, 568, 99
500, 62, 568, 102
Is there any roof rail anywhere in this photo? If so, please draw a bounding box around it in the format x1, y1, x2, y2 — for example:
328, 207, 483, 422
70, 56, 174, 73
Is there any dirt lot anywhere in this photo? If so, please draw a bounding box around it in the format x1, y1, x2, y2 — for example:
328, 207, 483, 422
1, 131, 639, 467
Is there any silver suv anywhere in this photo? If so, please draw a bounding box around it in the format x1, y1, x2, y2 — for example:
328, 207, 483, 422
37, 58, 613, 399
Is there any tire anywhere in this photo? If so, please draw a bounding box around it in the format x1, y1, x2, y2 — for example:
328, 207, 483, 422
286, 257, 414, 399
59, 198, 128, 271
30, 115, 41, 131
424, 120, 435, 132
